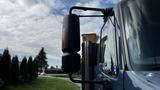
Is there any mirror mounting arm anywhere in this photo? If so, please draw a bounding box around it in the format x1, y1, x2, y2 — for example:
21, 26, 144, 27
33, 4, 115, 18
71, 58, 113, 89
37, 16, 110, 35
69, 6, 114, 17
69, 6, 105, 15
69, 73, 110, 84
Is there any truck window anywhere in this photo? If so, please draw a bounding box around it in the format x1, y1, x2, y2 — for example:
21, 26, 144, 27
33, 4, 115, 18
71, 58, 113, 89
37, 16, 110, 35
101, 16, 118, 76
123, 0, 160, 70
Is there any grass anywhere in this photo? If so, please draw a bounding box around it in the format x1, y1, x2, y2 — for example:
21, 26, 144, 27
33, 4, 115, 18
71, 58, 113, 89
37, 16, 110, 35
48, 74, 81, 79
48, 74, 69, 78
1, 77, 79, 90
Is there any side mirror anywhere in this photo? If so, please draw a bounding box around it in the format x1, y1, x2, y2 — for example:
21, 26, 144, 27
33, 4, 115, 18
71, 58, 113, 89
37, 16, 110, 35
62, 14, 80, 53
62, 14, 80, 73
62, 53, 80, 73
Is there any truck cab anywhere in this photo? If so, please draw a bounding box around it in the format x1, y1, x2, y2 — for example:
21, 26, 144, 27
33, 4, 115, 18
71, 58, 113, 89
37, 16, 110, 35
62, 0, 160, 90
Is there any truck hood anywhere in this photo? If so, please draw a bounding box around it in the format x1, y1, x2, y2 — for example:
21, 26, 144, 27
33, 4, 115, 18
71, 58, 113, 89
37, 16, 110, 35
126, 71, 160, 90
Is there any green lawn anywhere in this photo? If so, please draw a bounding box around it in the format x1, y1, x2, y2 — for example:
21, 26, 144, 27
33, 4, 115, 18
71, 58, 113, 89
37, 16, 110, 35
48, 74, 69, 78
49, 74, 81, 79
1, 77, 79, 90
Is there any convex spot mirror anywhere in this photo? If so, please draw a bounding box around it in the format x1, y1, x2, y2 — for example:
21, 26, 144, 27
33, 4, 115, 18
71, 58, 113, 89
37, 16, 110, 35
62, 53, 80, 73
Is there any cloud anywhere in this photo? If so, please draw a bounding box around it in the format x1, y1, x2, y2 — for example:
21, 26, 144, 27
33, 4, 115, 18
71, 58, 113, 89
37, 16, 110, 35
27, 4, 50, 17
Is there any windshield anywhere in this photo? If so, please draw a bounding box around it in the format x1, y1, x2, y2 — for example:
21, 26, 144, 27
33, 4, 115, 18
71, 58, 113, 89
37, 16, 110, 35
124, 0, 160, 70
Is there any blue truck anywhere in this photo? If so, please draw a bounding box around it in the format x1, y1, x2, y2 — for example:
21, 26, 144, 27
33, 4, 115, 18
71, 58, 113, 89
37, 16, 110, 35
62, 0, 160, 90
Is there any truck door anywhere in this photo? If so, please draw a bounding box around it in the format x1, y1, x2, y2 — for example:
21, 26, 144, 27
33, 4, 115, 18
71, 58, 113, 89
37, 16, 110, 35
121, 0, 160, 90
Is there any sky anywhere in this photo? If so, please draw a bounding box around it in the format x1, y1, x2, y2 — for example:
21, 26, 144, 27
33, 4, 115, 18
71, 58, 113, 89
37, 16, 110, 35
0, 0, 118, 67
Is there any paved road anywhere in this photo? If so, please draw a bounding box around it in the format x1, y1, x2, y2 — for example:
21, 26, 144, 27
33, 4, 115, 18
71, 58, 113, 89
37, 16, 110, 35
41, 75, 82, 90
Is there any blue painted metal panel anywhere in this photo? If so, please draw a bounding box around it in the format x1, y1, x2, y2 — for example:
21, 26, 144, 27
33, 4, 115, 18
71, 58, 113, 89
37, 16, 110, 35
124, 71, 160, 90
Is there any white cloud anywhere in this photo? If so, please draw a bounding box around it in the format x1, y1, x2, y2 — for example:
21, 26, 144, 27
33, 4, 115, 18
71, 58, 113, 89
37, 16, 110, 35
27, 4, 50, 17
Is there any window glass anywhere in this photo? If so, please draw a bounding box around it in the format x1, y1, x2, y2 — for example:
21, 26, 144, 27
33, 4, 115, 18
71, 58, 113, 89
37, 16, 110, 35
101, 16, 117, 75
123, 0, 160, 70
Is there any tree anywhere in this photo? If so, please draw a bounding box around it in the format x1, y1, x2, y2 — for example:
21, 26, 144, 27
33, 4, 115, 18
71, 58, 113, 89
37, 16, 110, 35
50, 66, 55, 69
35, 47, 48, 72
20, 57, 28, 82
33, 59, 38, 79
11, 56, 19, 84
0, 53, 4, 87
28, 56, 33, 80
0, 54, 2, 59
0, 49, 11, 84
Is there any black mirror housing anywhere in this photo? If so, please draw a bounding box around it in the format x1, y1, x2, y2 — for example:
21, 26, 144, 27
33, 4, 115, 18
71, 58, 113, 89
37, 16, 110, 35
62, 14, 80, 53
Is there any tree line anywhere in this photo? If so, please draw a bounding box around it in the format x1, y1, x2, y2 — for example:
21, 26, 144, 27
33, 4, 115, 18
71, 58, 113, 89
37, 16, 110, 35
0, 47, 48, 88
